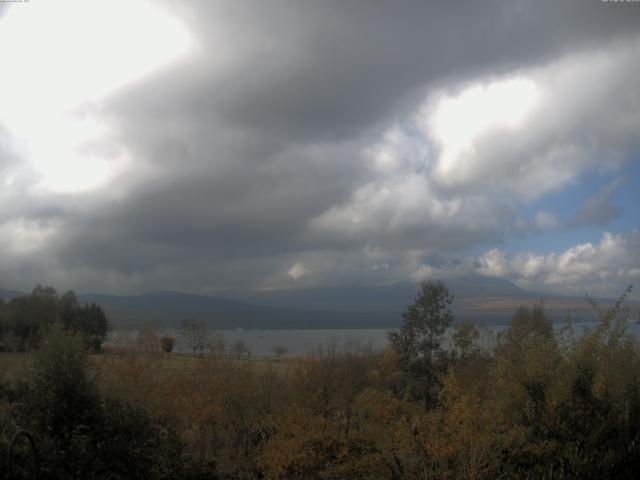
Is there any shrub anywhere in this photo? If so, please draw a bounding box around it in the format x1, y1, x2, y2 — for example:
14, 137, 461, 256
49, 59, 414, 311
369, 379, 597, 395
160, 335, 176, 353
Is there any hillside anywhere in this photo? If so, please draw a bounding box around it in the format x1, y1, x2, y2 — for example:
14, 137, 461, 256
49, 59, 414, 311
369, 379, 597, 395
79, 276, 629, 329
227, 275, 531, 312
78, 291, 396, 329
0, 288, 24, 300
4, 277, 633, 329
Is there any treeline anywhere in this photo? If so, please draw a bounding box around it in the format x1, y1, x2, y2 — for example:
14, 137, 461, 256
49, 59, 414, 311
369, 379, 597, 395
1, 281, 640, 478
0, 285, 108, 352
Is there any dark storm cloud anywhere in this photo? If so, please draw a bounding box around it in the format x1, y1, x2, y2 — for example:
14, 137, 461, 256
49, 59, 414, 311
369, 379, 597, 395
52, 137, 370, 278
145, 0, 640, 142
3, 0, 640, 293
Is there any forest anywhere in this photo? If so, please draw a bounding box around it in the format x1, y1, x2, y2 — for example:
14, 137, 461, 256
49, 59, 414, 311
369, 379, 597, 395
0, 285, 108, 353
1, 281, 639, 479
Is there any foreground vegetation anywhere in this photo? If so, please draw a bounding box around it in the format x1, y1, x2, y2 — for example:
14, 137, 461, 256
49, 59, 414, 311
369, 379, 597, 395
0, 285, 108, 352
1, 282, 639, 479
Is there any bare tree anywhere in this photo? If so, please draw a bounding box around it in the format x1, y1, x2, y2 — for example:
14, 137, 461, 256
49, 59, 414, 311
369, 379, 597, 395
272, 345, 288, 361
180, 319, 210, 356
136, 321, 160, 355
209, 333, 226, 358
232, 340, 250, 360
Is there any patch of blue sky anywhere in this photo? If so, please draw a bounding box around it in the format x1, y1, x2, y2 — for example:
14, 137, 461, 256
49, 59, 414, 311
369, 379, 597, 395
508, 161, 640, 256
459, 160, 640, 259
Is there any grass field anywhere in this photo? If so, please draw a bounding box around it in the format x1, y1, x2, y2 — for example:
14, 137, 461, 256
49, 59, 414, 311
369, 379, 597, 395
0, 350, 293, 386
0, 352, 33, 384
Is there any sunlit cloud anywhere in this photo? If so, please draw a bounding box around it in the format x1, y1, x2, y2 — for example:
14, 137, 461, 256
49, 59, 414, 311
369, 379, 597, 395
0, 0, 194, 193
0, 1, 637, 297
0, 219, 59, 255
476, 231, 640, 297
360, 37, 640, 204
423, 77, 540, 184
287, 261, 306, 280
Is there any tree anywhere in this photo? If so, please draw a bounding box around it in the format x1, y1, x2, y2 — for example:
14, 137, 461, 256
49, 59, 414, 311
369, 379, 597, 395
136, 321, 160, 355
505, 302, 552, 344
15, 323, 184, 479
77, 302, 108, 351
232, 340, 250, 360
160, 335, 176, 353
272, 345, 287, 361
209, 333, 226, 358
18, 323, 102, 478
452, 319, 480, 359
1, 287, 109, 352
6, 286, 61, 350
388, 280, 454, 410
180, 319, 210, 356
0, 298, 6, 349
32, 284, 58, 302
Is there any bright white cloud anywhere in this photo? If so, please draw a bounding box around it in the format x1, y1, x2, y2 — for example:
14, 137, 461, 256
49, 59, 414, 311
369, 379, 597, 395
476, 231, 640, 297
477, 249, 511, 278
0, 0, 194, 193
311, 172, 469, 242
423, 77, 540, 184
390, 36, 640, 200
402, 231, 639, 298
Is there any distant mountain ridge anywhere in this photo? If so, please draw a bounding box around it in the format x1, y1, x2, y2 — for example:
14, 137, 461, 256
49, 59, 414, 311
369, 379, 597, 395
78, 276, 533, 328
227, 275, 531, 313
80, 276, 624, 328
77, 291, 397, 329
3, 277, 635, 329
0, 288, 24, 300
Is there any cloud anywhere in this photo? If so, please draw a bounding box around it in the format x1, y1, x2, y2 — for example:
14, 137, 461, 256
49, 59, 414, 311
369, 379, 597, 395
475, 231, 640, 297
308, 36, 640, 254
534, 211, 560, 230
0, 0, 194, 194
409, 37, 640, 200
401, 231, 640, 298
572, 177, 624, 227
287, 261, 306, 280
0, 1, 639, 294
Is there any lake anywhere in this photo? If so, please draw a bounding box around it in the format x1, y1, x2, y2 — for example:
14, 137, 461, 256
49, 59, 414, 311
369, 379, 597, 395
108, 320, 640, 357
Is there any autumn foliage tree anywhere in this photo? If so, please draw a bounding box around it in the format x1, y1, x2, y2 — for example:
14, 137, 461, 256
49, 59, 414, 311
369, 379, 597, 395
2, 282, 640, 479
12, 324, 182, 479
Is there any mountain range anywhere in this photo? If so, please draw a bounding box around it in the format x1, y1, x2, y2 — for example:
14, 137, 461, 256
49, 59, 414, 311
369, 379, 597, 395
0, 288, 25, 300
3, 276, 634, 329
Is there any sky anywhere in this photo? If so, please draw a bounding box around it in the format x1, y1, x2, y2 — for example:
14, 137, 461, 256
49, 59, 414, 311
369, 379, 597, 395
0, 0, 639, 298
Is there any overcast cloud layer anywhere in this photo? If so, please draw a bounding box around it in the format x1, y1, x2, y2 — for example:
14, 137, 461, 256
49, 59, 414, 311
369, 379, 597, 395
0, 0, 639, 298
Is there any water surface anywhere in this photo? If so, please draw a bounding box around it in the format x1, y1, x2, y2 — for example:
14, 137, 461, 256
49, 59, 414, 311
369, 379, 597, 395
109, 320, 640, 357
